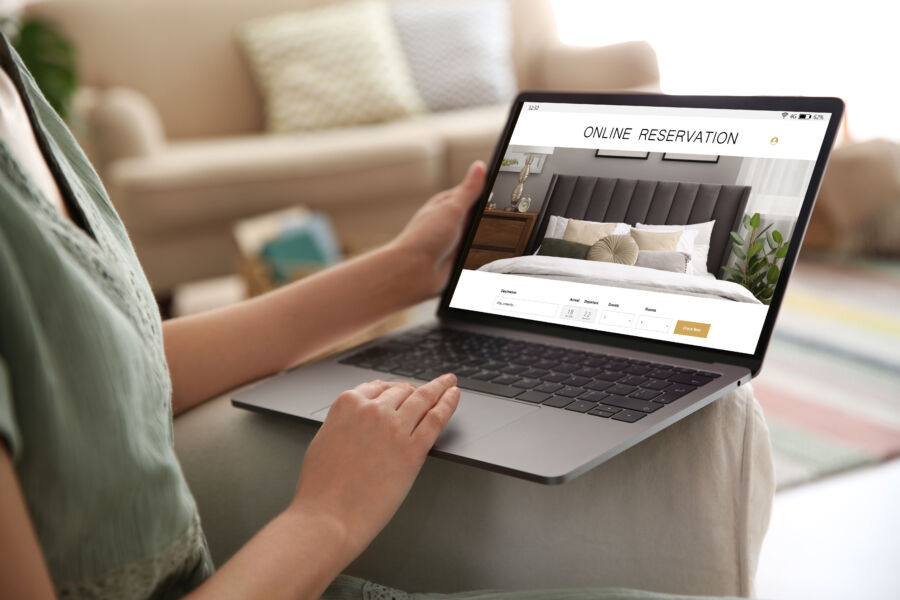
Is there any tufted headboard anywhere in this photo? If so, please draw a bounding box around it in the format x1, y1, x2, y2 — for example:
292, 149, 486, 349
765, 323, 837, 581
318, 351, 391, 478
525, 175, 751, 277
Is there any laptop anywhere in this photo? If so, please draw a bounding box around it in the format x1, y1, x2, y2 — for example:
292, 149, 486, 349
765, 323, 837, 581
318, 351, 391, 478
234, 92, 844, 484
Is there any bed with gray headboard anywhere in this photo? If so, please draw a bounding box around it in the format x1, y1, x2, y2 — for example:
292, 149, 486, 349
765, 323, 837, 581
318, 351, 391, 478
476, 175, 760, 304
526, 175, 751, 277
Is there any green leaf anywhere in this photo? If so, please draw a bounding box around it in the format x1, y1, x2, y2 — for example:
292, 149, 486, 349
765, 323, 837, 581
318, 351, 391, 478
759, 287, 775, 299
749, 213, 761, 228
757, 223, 773, 238
766, 265, 780, 284
721, 266, 744, 279
773, 230, 784, 244
729, 231, 745, 246
733, 246, 747, 260
775, 244, 789, 259
748, 257, 765, 274
766, 232, 776, 250
12, 19, 79, 121
748, 241, 764, 257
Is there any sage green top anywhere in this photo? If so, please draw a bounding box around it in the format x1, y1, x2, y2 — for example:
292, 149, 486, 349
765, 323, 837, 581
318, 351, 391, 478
0, 37, 212, 598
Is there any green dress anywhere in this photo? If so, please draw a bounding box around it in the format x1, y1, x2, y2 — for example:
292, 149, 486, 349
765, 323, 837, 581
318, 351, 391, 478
0, 35, 740, 600
0, 36, 212, 598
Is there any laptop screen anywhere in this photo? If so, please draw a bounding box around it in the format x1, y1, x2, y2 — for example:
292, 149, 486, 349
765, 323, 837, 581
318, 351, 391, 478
446, 99, 836, 355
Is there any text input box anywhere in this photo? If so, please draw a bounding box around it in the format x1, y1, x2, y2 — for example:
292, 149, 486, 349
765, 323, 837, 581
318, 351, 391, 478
493, 297, 558, 318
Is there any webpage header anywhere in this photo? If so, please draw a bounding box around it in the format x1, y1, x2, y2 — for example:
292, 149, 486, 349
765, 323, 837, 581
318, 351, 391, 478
509, 103, 831, 161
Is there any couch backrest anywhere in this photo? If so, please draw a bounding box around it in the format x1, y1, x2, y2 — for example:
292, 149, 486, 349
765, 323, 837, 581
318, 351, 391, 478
27, 0, 557, 141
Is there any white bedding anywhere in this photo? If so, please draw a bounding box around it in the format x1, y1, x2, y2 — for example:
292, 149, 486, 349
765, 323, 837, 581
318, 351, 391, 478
477, 255, 761, 304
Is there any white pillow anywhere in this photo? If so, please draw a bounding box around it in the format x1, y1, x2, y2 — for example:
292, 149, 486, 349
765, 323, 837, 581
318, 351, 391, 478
544, 216, 629, 240
544, 215, 569, 239
635, 221, 715, 276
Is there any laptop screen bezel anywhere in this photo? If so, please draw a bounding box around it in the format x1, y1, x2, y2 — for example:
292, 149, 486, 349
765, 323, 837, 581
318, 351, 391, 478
436, 92, 844, 376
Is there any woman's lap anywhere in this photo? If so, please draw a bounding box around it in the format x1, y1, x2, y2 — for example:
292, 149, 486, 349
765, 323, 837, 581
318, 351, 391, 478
174, 383, 773, 597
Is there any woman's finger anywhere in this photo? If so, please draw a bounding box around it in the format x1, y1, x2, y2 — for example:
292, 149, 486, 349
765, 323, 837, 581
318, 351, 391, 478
377, 381, 416, 410
451, 161, 486, 206
412, 386, 461, 448
396, 373, 456, 432
352, 379, 393, 399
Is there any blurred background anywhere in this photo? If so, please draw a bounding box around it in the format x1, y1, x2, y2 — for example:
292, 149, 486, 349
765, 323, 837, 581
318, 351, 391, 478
3, 1, 898, 597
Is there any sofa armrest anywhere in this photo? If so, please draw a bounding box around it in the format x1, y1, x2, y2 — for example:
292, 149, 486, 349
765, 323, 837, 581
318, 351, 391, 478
174, 382, 773, 596
80, 86, 166, 169
806, 138, 900, 253
536, 40, 661, 92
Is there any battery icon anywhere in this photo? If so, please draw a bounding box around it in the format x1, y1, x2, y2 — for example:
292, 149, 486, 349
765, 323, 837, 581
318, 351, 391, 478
798, 114, 812, 120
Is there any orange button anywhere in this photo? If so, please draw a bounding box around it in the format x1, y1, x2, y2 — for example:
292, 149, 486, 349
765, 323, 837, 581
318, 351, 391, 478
674, 320, 711, 338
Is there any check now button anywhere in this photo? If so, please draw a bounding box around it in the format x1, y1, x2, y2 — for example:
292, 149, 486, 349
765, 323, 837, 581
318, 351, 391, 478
674, 320, 711, 338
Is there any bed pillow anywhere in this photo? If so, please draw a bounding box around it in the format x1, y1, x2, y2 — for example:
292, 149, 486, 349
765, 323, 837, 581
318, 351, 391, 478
634, 250, 692, 273
586, 235, 639, 265
544, 215, 569, 239
630, 228, 698, 255
635, 221, 716, 275
537, 238, 591, 259
237, 1, 424, 133
545, 218, 629, 242
562, 220, 619, 245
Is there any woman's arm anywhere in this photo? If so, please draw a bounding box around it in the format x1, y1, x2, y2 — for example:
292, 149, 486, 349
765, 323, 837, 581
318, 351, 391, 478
0, 447, 57, 599
188, 375, 460, 600
164, 162, 485, 415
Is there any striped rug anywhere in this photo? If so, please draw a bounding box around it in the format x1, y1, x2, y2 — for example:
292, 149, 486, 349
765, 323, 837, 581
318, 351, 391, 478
755, 254, 900, 489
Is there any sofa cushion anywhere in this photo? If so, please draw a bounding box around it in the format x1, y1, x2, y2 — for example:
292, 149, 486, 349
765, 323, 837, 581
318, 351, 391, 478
391, 0, 516, 112
238, 1, 424, 133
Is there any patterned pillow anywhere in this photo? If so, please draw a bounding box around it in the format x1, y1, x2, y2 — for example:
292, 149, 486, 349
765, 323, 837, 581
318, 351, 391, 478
391, 0, 516, 112
238, 1, 425, 133
586, 235, 640, 265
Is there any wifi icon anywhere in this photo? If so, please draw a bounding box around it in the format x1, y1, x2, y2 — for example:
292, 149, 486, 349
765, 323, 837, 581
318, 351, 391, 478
781, 112, 789, 119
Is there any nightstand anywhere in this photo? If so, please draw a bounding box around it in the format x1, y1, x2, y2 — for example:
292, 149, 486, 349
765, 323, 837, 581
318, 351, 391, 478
463, 209, 538, 270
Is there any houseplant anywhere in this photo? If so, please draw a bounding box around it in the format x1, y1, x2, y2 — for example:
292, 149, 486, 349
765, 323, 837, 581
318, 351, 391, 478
1, 16, 78, 120
722, 212, 789, 304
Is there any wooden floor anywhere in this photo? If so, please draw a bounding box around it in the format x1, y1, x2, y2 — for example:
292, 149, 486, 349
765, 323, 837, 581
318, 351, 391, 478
755, 457, 900, 599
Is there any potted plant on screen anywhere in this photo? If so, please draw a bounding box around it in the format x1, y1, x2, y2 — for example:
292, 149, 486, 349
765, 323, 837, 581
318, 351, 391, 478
722, 212, 789, 304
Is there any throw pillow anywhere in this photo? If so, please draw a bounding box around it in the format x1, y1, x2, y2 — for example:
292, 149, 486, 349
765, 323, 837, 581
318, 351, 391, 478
630, 228, 698, 261
238, 1, 424, 133
635, 221, 716, 275
537, 238, 591, 259
634, 251, 692, 273
391, 0, 516, 112
629, 229, 683, 251
562, 220, 617, 245
586, 235, 640, 265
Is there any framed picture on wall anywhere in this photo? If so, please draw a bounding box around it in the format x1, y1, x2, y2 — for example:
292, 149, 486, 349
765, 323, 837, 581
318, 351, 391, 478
662, 153, 720, 163
500, 152, 548, 173
595, 149, 650, 159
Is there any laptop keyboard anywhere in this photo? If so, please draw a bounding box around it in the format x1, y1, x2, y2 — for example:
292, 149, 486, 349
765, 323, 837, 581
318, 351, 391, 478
338, 327, 720, 423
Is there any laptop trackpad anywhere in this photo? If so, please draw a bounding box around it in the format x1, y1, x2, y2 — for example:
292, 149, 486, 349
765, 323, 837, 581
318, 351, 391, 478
310, 391, 536, 452
434, 392, 537, 452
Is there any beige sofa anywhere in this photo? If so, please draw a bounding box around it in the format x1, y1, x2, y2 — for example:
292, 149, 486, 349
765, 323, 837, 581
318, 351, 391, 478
28, 0, 661, 293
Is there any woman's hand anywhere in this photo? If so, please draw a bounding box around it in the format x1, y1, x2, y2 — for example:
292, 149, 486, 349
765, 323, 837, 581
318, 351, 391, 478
389, 161, 486, 298
291, 374, 460, 557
